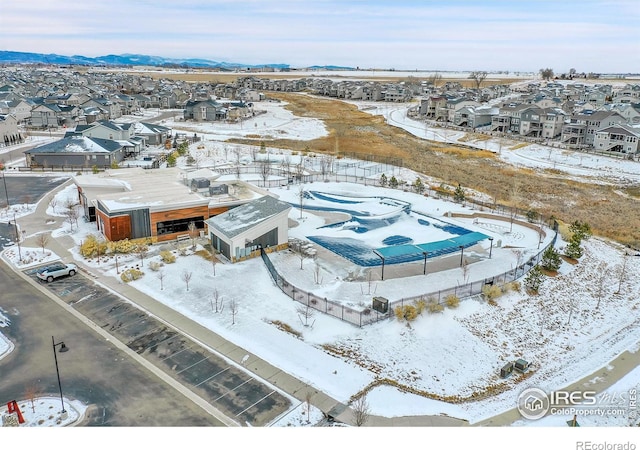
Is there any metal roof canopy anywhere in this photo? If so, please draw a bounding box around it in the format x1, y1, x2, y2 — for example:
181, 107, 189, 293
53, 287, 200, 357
374, 231, 490, 260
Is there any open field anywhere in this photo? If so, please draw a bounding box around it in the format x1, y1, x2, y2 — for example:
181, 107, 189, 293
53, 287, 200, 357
225, 92, 640, 247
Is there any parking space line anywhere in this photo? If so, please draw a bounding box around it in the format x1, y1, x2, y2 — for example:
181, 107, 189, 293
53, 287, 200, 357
158, 343, 197, 362
176, 355, 210, 375
214, 378, 251, 401
235, 390, 277, 417
195, 367, 231, 387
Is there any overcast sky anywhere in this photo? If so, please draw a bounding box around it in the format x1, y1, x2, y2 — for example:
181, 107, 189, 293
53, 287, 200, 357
1, 0, 638, 73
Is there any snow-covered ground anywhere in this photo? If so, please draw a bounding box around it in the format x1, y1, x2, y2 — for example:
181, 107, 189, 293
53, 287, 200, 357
1, 96, 639, 430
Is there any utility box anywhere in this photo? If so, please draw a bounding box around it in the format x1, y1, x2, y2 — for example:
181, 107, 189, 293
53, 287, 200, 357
514, 359, 530, 372
372, 297, 389, 314
209, 184, 229, 196
191, 178, 210, 190
500, 362, 514, 378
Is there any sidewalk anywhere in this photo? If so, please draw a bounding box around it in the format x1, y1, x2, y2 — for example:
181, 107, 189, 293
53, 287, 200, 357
13, 183, 466, 427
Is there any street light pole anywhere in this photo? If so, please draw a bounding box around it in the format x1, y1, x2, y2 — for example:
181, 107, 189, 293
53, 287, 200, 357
1, 171, 8, 208
13, 213, 21, 262
52, 336, 69, 414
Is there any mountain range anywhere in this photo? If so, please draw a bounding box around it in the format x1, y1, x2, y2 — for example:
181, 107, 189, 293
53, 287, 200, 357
0, 50, 353, 71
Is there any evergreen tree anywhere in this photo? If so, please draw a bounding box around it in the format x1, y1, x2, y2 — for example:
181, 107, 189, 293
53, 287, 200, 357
379, 173, 388, 187
541, 245, 562, 272
565, 233, 583, 260
524, 265, 544, 294
569, 220, 592, 241
413, 177, 425, 194
454, 184, 466, 203
389, 176, 398, 189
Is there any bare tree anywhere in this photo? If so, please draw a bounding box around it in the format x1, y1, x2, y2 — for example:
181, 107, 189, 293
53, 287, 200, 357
566, 297, 578, 326
539, 68, 555, 81
211, 288, 223, 313
35, 233, 50, 254
296, 304, 316, 327
49, 197, 58, 214
187, 221, 198, 250
427, 72, 442, 88
157, 270, 165, 290
136, 244, 149, 267
468, 71, 488, 89
24, 383, 42, 413
461, 258, 470, 284
298, 186, 306, 219
352, 394, 371, 427
281, 154, 292, 180
594, 262, 608, 309
304, 391, 314, 424
182, 270, 193, 291
320, 154, 333, 180
313, 262, 323, 285
509, 181, 521, 233
234, 148, 242, 179
63, 199, 79, 232
229, 299, 238, 324
615, 253, 629, 294
259, 154, 271, 186
291, 239, 314, 269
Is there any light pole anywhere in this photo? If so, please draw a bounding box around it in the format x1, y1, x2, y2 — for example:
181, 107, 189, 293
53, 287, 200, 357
52, 336, 69, 414
1, 171, 8, 208
489, 237, 494, 259
459, 245, 465, 266
13, 213, 21, 262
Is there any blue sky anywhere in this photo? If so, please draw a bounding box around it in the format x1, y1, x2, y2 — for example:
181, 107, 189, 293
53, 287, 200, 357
1, 0, 638, 73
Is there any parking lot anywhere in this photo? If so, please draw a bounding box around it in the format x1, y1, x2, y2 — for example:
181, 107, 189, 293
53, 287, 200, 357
25, 266, 292, 426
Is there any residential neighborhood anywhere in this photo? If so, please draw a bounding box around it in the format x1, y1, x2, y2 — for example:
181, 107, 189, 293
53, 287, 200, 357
1, 67, 639, 169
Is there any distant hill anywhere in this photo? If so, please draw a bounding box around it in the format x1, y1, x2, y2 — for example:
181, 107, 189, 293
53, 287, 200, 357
0, 50, 297, 70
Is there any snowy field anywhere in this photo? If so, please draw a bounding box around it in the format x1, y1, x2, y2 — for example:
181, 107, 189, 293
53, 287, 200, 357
1, 95, 640, 429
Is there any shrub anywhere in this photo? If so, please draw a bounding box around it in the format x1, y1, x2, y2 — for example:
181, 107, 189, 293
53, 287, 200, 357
427, 299, 444, 314
148, 261, 162, 271
482, 284, 503, 301
160, 250, 176, 263
445, 294, 460, 308
503, 281, 521, 293
120, 268, 143, 282
414, 298, 427, 315
80, 234, 108, 258
394, 305, 419, 322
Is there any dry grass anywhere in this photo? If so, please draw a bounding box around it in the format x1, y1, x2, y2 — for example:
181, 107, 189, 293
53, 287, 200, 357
227, 92, 640, 248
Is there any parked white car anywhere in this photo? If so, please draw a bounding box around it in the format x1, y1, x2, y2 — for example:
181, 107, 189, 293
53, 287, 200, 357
36, 263, 78, 282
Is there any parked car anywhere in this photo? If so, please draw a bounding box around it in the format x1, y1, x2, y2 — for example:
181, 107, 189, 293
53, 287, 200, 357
36, 263, 78, 282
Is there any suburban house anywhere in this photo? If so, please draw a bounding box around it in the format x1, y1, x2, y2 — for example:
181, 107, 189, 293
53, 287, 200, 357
205, 194, 292, 263
133, 122, 171, 146
73, 168, 269, 243
30, 103, 80, 128
23, 136, 126, 168
80, 97, 122, 120
453, 105, 498, 129
570, 111, 627, 146
0, 114, 22, 146
183, 100, 227, 122
66, 120, 144, 158
593, 124, 640, 155
0, 99, 32, 123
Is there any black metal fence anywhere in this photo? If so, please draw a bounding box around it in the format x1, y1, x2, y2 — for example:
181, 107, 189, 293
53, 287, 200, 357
260, 216, 558, 328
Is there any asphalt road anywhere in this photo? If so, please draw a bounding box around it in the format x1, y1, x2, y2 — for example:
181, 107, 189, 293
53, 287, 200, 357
0, 262, 225, 426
